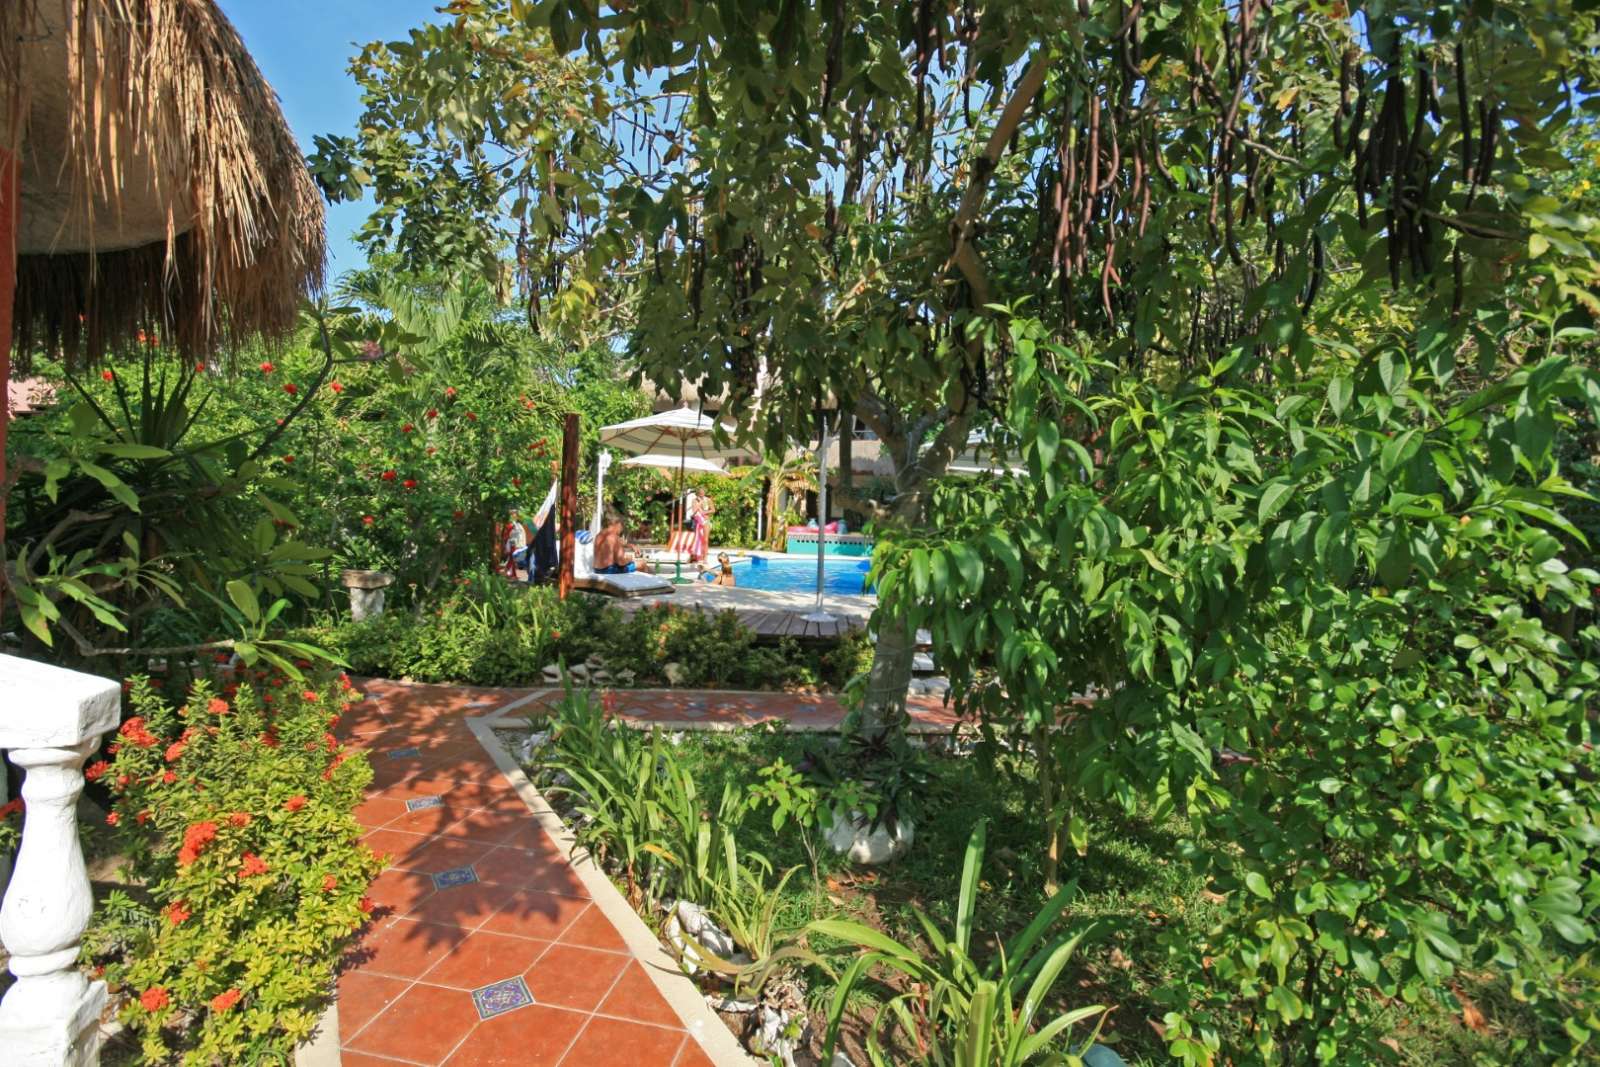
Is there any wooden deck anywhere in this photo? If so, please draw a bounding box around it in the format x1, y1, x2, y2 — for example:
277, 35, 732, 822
613, 597, 867, 641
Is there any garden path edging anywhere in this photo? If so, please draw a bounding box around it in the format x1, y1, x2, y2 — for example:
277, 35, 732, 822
465, 705, 760, 1067
491, 686, 959, 733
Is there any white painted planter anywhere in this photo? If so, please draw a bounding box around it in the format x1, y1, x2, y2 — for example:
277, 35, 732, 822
825, 809, 915, 865
0, 655, 120, 1066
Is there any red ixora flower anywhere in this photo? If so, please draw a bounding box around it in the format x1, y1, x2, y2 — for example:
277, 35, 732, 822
426, 408, 438, 419
464, 411, 477, 421
426, 446, 437, 455
119, 717, 158, 748
302, 689, 319, 702
452, 509, 464, 519
358, 896, 375, 914
330, 380, 344, 393
195, 362, 206, 373
380, 469, 397, 481
401, 423, 414, 433
85, 760, 109, 782
164, 740, 187, 763
362, 515, 375, 526
260, 732, 280, 748
101, 369, 114, 381
282, 454, 294, 464
240, 852, 269, 878
140, 987, 170, 1012
512, 477, 522, 488
105, 812, 119, 826
161, 771, 177, 785
444, 386, 457, 398
210, 988, 242, 1014
0, 798, 22, 820
165, 901, 191, 925
322, 874, 338, 892
283, 382, 298, 396
402, 478, 417, 490
228, 811, 251, 828
208, 697, 229, 715
259, 361, 275, 374
285, 795, 307, 812
178, 821, 219, 866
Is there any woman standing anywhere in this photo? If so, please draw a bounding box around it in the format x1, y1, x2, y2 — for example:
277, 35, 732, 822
688, 488, 714, 563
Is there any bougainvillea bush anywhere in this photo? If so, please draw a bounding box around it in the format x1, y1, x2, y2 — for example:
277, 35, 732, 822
84, 673, 382, 1064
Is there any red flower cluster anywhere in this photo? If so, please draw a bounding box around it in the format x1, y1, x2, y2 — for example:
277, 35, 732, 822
362, 515, 375, 526
161, 771, 177, 784
240, 852, 269, 878
210, 988, 242, 1014
260, 732, 281, 749
259, 361, 275, 374
0, 798, 22, 820
302, 689, 319, 702
444, 386, 457, 398
120, 717, 158, 748
208, 697, 230, 715
426, 408, 438, 419
140, 986, 170, 1012
101, 369, 114, 382
284, 383, 298, 396
105, 812, 120, 826
401, 423, 414, 433
358, 896, 375, 914
228, 811, 251, 828
178, 821, 219, 866
165, 901, 191, 925
85, 760, 110, 782
164, 740, 187, 763
322, 874, 338, 892
282, 454, 295, 464
330, 380, 344, 393
285, 795, 307, 812
402, 478, 417, 490
464, 411, 478, 421
380, 469, 397, 481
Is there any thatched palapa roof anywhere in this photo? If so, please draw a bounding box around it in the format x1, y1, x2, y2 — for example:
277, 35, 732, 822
0, 0, 326, 367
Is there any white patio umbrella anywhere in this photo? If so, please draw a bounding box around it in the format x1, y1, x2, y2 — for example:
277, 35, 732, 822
599, 406, 749, 580
619, 453, 734, 475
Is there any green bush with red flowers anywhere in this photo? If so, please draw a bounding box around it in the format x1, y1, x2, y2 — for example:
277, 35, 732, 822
83, 672, 382, 1065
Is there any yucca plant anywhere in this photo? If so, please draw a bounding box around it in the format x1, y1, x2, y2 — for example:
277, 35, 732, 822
810, 820, 1106, 1066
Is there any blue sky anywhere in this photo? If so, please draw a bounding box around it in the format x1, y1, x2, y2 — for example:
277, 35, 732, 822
220, 0, 442, 279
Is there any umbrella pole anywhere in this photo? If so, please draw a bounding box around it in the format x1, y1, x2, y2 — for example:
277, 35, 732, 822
803, 415, 837, 624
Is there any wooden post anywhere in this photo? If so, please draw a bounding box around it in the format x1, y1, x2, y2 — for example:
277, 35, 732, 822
0, 146, 17, 611
557, 412, 579, 599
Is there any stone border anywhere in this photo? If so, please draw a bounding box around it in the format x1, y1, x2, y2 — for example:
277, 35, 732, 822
464, 703, 760, 1067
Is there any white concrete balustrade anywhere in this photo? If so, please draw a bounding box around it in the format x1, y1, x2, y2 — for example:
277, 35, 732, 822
0, 654, 119, 1066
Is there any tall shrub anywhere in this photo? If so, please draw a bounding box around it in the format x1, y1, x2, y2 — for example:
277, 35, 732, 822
882, 320, 1600, 1064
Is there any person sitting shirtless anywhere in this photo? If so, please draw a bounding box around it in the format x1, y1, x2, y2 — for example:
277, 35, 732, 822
593, 510, 639, 574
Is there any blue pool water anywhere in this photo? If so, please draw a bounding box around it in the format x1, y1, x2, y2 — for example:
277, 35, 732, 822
728, 555, 874, 595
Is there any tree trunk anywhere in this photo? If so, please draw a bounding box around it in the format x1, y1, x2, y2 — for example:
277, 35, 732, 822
856, 603, 916, 741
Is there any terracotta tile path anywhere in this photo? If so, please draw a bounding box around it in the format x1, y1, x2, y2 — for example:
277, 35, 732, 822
335, 679, 953, 1065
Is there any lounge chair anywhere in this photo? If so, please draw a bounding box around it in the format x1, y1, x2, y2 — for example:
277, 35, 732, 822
572, 532, 674, 597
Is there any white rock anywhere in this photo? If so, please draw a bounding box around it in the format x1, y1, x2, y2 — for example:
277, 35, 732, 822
665, 899, 742, 974
663, 662, 689, 686
825, 809, 915, 865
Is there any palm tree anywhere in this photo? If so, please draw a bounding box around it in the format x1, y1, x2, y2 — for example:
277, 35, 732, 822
741, 450, 818, 550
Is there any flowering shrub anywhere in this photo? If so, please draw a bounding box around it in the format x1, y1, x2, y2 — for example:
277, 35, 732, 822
84, 673, 382, 1064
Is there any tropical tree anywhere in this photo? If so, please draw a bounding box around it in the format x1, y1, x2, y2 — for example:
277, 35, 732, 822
315, 0, 1600, 741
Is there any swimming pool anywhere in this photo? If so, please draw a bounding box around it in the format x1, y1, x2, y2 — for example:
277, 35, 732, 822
726, 555, 874, 596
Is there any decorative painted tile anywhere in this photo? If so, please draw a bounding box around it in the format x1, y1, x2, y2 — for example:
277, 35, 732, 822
471, 976, 534, 1020
432, 865, 479, 890
387, 746, 422, 759
405, 796, 443, 812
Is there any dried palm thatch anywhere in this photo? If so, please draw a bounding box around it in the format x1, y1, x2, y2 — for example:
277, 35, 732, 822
0, 0, 325, 368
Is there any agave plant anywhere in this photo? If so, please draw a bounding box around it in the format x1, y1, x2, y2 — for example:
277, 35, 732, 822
810, 820, 1106, 1066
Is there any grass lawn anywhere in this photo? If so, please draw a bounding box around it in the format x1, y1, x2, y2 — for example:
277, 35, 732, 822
529, 724, 1531, 1066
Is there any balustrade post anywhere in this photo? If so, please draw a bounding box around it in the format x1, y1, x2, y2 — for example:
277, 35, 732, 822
0, 654, 120, 1066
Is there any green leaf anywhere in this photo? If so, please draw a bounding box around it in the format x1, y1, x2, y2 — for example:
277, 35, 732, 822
1245, 872, 1272, 900
226, 579, 262, 626
1327, 376, 1354, 418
